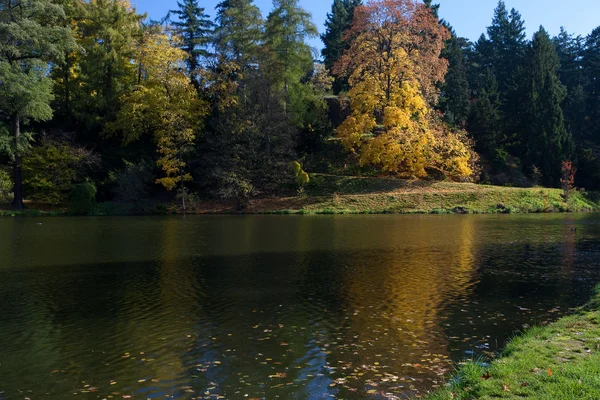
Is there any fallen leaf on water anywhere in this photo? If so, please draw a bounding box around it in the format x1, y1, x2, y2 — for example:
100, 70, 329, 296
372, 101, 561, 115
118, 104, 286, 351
269, 372, 287, 378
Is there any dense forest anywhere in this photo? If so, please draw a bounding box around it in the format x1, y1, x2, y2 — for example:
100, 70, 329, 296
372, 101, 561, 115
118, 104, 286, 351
0, 0, 599, 212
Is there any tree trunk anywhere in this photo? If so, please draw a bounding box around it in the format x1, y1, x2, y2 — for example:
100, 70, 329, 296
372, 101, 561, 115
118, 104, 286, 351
11, 114, 24, 210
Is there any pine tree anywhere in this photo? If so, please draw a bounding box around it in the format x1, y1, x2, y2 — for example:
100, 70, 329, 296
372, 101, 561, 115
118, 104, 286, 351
214, 0, 263, 67
320, 0, 360, 93
486, 1, 527, 91
0, 0, 76, 209
513, 27, 573, 185
67, 0, 144, 132
555, 28, 585, 89
264, 0, 318, 109
439, 29, 470, 127
170, 0, 214, 88
583, 27, 600, 142
467, 69, 502, 157
555, 28, 587, 140
423, 0, 440, 18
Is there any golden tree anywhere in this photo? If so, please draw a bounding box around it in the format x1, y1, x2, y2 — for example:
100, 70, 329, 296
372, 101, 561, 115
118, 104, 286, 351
110, 29, 207, 191
335, 0, 473, 178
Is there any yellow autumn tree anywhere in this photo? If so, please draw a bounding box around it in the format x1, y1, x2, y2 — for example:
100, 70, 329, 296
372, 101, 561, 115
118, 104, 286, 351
111, 27, 207, 191
335, 0, 473, 179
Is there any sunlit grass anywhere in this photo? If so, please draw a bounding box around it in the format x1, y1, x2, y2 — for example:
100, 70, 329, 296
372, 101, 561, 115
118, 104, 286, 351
425, 285, 600, 399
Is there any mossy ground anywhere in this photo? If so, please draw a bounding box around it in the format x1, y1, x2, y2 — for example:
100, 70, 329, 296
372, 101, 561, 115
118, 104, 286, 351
425, 286, 600, 400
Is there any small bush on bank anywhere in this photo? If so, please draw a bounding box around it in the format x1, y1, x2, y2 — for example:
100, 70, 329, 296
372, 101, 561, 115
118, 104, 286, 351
68, 181, 97, 215
0, 169, 13, 204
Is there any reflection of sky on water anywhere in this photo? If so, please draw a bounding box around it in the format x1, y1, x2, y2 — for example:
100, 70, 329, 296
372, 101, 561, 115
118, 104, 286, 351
0, 214, 599, 399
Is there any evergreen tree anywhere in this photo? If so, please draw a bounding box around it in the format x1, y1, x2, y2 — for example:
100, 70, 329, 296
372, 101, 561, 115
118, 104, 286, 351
513, 27, 573, 185
555, 28, 587, 140
170, 0, 214, 88
486, 1, 527, 92
583, 27, 600, 141
423, 0, 440, 19
65, 0, 144, 133
214, 0, 263, 67
555, 27, 585, 89
439, 29, 470, 127
320, 0, 360, 93
264, 0, 318, 111
0, 0, 76, 209
467, 69, 502, 157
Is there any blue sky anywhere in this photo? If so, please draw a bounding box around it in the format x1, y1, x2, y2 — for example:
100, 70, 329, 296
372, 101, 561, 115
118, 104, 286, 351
131, 0, 600, 52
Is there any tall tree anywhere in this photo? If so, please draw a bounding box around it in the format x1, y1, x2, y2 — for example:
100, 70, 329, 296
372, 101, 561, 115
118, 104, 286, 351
555, 27, 585, 89
61, 0, 143, 133
335, 0, 472, 178
486, 1, 527, 92
583, 27, 600, 142
264, 0, 318, 112
0, 0, 76, 209
170, 0, 214, 89
439, 29, 470, 127
512, 27, 573, 185
555, 28, 587, 140
110, 29, 207, 194
321, 0, 360, 93
214, 0, 263, 67
467, 69, 502, 156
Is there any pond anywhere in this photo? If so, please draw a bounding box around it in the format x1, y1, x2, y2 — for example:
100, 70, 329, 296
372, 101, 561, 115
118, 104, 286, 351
1, 214, 600, 399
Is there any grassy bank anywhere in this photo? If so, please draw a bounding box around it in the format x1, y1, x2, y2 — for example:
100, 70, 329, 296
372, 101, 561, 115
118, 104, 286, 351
194, 175, 600, 215
426, 285, 600, 400
1, 175, 599, 216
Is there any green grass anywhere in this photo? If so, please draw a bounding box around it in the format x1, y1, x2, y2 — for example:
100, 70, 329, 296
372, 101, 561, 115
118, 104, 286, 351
425, 285, 600, 400
270, 174, 600, 215
0, 209, 65, 217
2, 175, 599, 216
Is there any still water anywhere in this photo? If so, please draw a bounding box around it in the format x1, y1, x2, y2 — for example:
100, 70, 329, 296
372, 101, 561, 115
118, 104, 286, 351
1, 214, 600, 399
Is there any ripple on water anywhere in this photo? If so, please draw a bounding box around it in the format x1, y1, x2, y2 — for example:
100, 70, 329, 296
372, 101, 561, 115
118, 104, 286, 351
0, 214, 600, 399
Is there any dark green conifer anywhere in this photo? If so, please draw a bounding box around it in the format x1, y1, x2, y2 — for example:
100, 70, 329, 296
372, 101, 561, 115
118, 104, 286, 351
513, 27, 574, 185
170, 0, 214, 88
321, 0, 361, 93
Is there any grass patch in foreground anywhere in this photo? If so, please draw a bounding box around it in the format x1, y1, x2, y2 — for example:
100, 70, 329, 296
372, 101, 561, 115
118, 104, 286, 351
426, 285, 600, 399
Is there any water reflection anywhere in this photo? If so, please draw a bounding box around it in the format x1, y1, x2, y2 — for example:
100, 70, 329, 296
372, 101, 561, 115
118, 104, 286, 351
0, 214, 599, 399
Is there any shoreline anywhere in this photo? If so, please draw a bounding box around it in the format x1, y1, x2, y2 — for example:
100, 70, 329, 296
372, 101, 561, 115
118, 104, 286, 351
425, 285, 600, 399
1, 180, 598, 217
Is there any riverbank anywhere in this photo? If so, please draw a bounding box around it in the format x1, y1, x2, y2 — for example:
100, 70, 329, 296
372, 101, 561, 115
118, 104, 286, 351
1, 177, 599, 216
232, 177, 599, 215
425, 285, 600, 399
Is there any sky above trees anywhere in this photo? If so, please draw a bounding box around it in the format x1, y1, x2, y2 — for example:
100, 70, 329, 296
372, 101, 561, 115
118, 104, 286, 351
131, 0, 600, 51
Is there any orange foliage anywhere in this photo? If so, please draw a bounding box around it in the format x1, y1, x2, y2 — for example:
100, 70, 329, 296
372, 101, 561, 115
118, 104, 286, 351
334, 0, 474, 179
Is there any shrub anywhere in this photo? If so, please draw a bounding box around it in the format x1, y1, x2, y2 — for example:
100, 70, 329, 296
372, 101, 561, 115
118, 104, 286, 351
290, 161, 310, 194
68, 181, 97, 215
176, 187, 199, 211
23, 139, 100, 204
216, 172, 257, 210
0, 169, 13, 204
561, 160, 576, 200
110, 160, 153, 204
